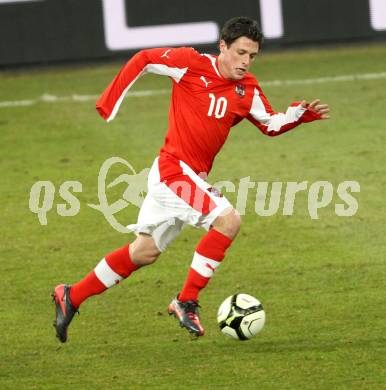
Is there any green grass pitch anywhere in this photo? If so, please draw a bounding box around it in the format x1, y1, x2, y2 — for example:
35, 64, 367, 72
1, 44, 385, 389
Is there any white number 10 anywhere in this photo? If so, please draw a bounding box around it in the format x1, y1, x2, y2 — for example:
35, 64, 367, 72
207, 93, 228, 119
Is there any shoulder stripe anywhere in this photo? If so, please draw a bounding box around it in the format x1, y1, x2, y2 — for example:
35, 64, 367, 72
202, 54, 221, 77
145, 63, 188, 83
107, 63, 188, 122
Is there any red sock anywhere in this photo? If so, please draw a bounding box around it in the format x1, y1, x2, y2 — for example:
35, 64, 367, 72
179, 229, 233, 302
70, 244, 139, 308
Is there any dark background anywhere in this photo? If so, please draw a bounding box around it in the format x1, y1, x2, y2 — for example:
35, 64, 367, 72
0, 0, 385, 67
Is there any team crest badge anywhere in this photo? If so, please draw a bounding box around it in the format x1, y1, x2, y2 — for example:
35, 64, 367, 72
208, 187, 223, 198
235, 83, 245, 97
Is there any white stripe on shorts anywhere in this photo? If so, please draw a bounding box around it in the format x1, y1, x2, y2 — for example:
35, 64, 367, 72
191, 252, 221, 278
94, 258, 123, 288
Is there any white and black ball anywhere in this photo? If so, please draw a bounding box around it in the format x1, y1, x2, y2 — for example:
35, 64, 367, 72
217, 293, 266, 340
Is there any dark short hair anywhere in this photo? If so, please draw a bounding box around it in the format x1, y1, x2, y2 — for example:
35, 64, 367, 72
220, 17, 263, 48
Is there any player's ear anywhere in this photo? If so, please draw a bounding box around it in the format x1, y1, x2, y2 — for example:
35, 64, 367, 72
219, 40, 227, 53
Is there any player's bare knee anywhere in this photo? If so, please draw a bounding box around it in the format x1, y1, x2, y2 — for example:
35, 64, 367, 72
227, 210, 241, 237
131, 246, 160, 265
130, 235, 161, 266
212, 208, 241, 239
141, 249, 160, 265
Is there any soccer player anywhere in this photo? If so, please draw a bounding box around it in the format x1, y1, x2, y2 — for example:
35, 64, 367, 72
52, 17, 330, 342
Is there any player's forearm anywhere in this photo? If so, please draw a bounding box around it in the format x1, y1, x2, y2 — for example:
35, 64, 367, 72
96, 50, 151, 122
248, 101, 323, 137
264, 103, 306, 135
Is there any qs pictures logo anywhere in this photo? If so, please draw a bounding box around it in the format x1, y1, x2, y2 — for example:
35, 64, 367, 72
29, 156, 361, 234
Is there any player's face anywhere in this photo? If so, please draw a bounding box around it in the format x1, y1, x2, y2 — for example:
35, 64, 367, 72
218, 37, 259, 80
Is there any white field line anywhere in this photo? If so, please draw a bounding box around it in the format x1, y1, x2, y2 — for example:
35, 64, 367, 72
260, 71, 386, 86
1, 71, 385, 108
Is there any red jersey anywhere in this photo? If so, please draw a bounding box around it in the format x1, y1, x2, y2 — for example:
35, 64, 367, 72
96, 47, 319, 175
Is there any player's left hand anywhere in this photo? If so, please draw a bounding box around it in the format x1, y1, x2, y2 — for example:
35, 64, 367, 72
301, 99, 330, 119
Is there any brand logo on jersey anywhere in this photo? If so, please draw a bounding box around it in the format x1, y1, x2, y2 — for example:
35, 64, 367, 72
200, 76, 212, 88
235, 84, 245, 97
161, 49, 171, 59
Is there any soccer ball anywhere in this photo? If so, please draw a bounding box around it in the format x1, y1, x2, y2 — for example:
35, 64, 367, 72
217, 293, 266, 340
